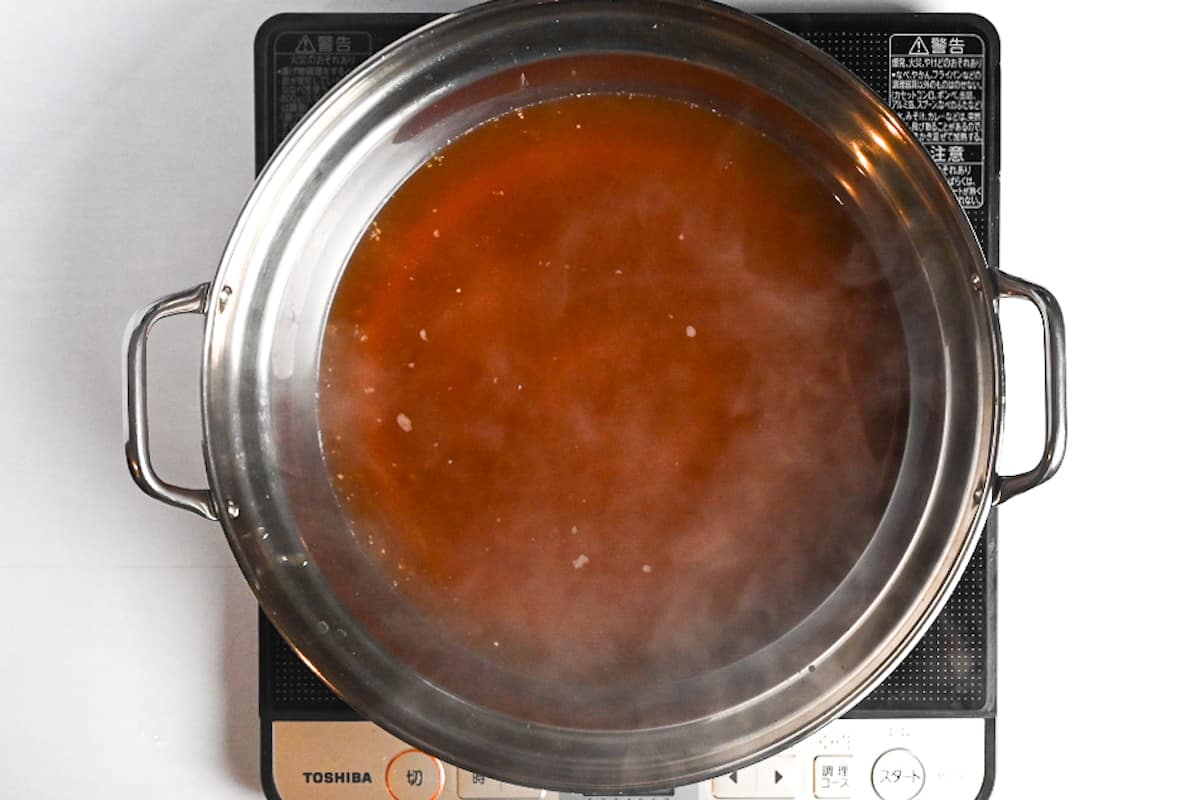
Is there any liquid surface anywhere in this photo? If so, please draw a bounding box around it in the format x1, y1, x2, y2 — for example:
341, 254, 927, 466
320, 94, 909, 683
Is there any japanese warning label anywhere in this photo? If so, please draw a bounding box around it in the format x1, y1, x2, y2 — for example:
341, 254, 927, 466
888, 34, 986, 210
273, 32, 374, 141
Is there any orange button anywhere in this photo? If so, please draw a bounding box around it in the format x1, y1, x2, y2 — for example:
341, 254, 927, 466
386, 749, 446, 800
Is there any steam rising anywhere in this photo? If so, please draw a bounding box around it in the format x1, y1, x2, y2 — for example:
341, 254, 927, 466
318, 93, 911, 696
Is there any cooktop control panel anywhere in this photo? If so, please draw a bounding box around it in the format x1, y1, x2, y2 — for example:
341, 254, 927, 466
268, 718, 986, 800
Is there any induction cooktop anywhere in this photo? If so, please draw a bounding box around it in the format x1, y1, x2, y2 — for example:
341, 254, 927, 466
253, 12, 1000, 800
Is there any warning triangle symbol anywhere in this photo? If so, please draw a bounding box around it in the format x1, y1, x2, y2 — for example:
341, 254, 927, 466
908, 36, 930, 55
295, 35, 317, 54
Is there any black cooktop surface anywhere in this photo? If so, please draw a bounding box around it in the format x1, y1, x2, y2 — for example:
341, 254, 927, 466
254, 11, 1000, 724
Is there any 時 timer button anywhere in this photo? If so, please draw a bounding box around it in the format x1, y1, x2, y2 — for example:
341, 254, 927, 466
457, 770, 543, 800
458, 769, 506, 799
387, 749, 446, 800
871, 749, 924, 800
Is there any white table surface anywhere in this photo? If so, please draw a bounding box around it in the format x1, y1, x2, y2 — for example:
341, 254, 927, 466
1, 1, 1195, 797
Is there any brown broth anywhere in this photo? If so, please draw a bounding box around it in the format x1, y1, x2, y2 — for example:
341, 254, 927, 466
319, 93, 910, 683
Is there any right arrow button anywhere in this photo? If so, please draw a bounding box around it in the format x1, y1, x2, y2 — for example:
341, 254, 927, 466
754, 756, 795, 798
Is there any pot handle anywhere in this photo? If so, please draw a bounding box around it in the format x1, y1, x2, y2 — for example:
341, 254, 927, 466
993, 271, 1067, 504
124, 283, 218, 521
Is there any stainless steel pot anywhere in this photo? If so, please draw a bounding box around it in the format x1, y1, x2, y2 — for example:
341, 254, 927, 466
124, 0, 1065, 791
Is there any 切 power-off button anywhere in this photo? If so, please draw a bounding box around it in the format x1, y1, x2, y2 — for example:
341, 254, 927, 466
386, 749, 446, 800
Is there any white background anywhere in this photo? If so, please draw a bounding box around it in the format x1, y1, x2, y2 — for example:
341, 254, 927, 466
1, 1, 1195, 798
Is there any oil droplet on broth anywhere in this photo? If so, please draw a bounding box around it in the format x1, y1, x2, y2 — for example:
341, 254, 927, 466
318, 91, 910, 685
